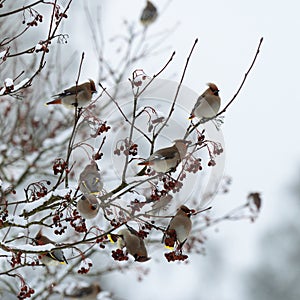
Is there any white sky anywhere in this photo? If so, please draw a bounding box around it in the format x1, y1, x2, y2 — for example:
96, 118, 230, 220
24, 0, 300, 299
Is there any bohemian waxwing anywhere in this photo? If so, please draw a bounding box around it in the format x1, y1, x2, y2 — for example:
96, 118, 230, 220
78, 161, 103, 195
77, 194, 100, 219
64, 282, 101, 300
163, 205, 192, 249
138, 139, 190, 173
189, 83, 221, 120
115, 225, 150, 262
140, 0, 158, 27
34, 230, 68, 265
46, 79, 96, 108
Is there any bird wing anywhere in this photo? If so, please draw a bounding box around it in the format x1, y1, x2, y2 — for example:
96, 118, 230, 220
49, 249, 68, 264
53, 83, 83, 98
71, 286, 94, 297
161, 216, 173, 243
190, 94, 204, 116
154, 146, 178, 160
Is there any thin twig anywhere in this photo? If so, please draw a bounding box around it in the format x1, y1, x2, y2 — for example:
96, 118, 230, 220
97, 82, 152, 144
75, 52, 85, 86
154, 39, 198, 140
136, 51, 176, 98
217, 37, 264, 116
0, 0, 43, 18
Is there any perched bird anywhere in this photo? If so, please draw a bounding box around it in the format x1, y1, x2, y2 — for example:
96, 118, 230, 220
189, 83, 221, 120
64, 282, 101, 300
163, 205, 192, 249
78, 161, 103, 195
46, 79, 96, 107
138, 139, 190, 173
33, 230, 68, 265
140, 0, 158, 27
77, 194, 100, 219
111, 225, 150, 262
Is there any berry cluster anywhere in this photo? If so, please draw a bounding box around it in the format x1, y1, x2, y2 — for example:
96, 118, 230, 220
96, 236, 106, 249
0, 208, 8, 227
22, 9, 43, 27
114, 138, 138, 157
150, 186, 167, 202
206, 140, 223, 167
52, 158, 68, 175
92, 121, 111, 138
54, 5, 68, 25
111, 249, 129, 262
164, 251, 188, 262
53, 211, 67, 235
109, 219, 121, 228
68, 210, 87, 233
196, 129, 206, 145
162, 176, 183, 194
131, 69, 148, 87
77, 259, 93, 274
17, 284, 34, 299
35, 41, 49, 53
182, 157, 202, 175
137, 227, 150, 239
25, 180, 51, 202
163, 229, 177, 249
10, 251, 22, 268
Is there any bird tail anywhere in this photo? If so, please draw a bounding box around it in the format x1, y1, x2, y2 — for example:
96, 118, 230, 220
46, 98, 62, 105
188, 113, 195, 120
107, 234, 118, 243
49, 251, 68, 264
164, 244, 174, 250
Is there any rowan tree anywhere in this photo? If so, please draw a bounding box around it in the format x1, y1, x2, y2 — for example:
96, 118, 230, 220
0, 1, 262, 299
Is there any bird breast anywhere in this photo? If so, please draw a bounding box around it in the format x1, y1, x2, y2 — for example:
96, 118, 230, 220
170, 216, 192, 243
62, 89, 90, 107
195, 94, 221, 119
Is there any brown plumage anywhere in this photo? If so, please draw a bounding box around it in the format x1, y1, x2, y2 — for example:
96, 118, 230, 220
77, 194, 100, 219
46, 79, 96, 108
189, 83, 221, 120
78, 161, 103, 195
64, 283, 101, 300
140, 0, 158, 26
163, 205, 192, 249
138, 139, 190, 173
117, 226, 150, 262
34, 230, 68, 265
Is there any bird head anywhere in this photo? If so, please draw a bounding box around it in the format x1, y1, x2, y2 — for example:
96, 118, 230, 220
34, 229, 48, 245
179, 205, 192, 217
207, 83, 219, 96
173, 139, 191, 159
88, 79, 97, 94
